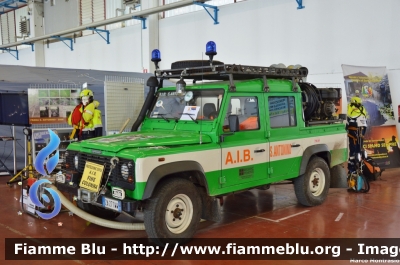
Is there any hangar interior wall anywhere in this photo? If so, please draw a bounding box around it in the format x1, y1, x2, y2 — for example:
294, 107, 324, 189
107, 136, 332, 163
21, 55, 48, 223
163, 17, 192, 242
0, 0, 399, 138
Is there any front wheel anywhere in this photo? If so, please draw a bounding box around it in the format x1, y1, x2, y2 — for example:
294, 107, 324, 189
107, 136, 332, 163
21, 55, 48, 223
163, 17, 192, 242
144, 178, 202, 246
294, 157, 330, 206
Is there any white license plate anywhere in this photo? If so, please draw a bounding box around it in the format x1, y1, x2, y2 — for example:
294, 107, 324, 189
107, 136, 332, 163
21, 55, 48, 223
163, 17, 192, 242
112, 187, 125, 200
55, 174, 65, 184
102, 197, 121, 212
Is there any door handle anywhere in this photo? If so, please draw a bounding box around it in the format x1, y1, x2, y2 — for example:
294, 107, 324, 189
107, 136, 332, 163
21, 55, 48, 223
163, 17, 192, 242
254, 149, 265, 153
291, 144, 301, 147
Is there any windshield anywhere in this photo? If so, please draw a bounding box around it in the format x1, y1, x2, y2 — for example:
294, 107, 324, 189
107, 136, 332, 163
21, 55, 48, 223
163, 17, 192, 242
149, 89, 224, 121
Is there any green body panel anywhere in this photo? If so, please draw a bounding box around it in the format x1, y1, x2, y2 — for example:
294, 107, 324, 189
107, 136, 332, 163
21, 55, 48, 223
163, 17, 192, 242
203, 170, 221, 195
131, 182, 146, 199
210, 173, 270, 195
330, 148, 348, 167
203, 150, 347, 196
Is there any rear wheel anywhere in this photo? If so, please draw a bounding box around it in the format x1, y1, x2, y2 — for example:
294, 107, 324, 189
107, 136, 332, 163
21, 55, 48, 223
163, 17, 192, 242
294, 157, 330, 206
144, 178, 201, 246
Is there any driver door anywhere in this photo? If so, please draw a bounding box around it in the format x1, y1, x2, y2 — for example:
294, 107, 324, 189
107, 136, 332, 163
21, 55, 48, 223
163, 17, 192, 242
218, 94, 269, 192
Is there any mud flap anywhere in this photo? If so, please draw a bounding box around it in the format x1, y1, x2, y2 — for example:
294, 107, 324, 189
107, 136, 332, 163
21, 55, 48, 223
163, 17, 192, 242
330, 164, 348, 188
198, 188, 222, 222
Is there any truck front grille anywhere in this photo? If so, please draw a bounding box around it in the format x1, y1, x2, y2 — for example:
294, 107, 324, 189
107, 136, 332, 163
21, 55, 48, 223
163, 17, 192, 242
78, 153, 113, 176
65, 151, 135, 190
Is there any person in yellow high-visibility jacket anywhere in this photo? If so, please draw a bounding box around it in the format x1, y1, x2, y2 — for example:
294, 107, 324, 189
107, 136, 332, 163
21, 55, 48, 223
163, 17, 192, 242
92, 100, 103, 138
346, 90, 368, 174
68, 89, 98, 141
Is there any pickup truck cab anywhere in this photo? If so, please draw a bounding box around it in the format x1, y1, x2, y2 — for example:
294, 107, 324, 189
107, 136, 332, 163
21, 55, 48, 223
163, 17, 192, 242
57, 58, 348, 246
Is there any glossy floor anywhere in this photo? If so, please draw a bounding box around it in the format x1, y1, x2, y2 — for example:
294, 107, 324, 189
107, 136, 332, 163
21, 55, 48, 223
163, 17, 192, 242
1, 167, 400, 265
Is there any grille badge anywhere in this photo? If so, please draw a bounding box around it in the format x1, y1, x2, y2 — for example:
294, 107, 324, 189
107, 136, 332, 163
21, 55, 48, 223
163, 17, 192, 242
91, 149, 102, 155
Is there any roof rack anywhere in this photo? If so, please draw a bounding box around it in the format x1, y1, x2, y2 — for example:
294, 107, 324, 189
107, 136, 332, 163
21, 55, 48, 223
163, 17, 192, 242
157, 63, 308, 92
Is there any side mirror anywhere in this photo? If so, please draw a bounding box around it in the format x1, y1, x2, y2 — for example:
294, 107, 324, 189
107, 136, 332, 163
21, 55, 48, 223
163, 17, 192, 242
228, 115, 239, 132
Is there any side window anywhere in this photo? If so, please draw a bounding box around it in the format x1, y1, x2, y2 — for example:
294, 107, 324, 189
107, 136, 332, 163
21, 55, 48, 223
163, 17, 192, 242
269, 96, 297, 128
223, 96, 260, 131
195, 97, 219, 120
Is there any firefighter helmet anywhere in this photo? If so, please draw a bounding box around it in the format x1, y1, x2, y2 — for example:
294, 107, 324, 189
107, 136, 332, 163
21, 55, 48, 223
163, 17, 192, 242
350, 96, 362, 104
80, 89, 93, 98
80, 89, 93, 105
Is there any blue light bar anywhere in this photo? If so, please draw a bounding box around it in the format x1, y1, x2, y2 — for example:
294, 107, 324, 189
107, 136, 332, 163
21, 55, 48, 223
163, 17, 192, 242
151, 49, 161, 62
205, 41, 217, 56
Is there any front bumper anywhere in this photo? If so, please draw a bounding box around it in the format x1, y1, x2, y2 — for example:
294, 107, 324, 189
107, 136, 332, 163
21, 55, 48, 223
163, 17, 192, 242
54, 182, 140, 213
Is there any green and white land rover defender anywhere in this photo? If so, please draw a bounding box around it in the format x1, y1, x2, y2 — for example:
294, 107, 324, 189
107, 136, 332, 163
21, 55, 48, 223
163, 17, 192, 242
57, 54, 348, 245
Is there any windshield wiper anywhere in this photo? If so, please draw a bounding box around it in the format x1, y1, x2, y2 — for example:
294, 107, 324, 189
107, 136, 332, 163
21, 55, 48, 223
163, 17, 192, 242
180, 113, 199, 124
157, 114, 170, 122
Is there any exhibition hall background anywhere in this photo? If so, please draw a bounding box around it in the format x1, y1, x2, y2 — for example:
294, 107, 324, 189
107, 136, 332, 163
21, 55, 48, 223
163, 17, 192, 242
0, 0, 399, 138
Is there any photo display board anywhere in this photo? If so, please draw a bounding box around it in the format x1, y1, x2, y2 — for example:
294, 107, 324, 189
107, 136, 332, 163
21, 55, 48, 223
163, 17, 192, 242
28, 88, 81, 125
0, 93, 30, 126
342, 65, 400, 169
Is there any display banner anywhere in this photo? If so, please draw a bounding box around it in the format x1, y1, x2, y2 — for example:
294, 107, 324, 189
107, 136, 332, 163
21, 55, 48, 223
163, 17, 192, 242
28, 88, 81, 125
342, 65, 400, 169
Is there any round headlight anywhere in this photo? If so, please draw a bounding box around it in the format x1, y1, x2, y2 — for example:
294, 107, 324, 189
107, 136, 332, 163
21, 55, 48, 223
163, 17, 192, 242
121, 163, 129, 180
74, 155, 79, 169
357, 153, 362, 162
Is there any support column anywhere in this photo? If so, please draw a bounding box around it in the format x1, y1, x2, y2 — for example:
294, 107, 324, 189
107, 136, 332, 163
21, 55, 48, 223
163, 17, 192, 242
141, 0, 159, 73
29, 0, 45, 67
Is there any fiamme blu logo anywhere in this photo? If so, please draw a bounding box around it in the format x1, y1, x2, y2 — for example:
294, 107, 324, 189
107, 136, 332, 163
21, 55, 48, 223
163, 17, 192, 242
30, 129, 62, 219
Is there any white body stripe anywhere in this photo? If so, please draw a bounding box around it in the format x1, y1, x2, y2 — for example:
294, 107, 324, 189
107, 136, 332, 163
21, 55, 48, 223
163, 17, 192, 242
221, 143, 269, 170
135, 133, 347, 182
269, 134, 347, 162
135, 149, 221, 182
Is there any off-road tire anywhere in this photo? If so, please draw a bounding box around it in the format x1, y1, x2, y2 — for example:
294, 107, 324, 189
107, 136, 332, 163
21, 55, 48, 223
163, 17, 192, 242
330, 165, 347, 188
294, 157, 330, 206
143, 178, 202, 246
171, 60, 224, 69
77, 201, 120, 219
